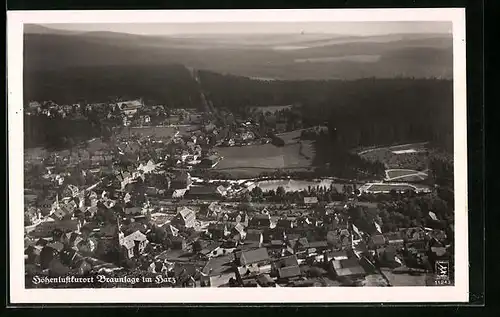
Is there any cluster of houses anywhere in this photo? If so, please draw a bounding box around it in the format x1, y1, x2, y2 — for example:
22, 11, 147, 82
23, 100, 452, 288
25, 99, 145, 120
133, 198, 451, 288
25, 156, 451, 288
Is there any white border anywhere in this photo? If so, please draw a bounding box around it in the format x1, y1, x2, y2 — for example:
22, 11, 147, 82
7, 8, 468, 304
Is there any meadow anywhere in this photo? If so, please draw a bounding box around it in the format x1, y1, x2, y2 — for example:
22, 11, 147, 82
358, 142, 430, 171
213, 141, 315, 178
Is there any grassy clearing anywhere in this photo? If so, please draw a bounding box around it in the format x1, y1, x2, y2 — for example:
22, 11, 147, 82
277, 130, 303, 144
210, 167, 314, 179
215, 143, 313, 169
213, 142, 315, 178
359, 143, 430, 171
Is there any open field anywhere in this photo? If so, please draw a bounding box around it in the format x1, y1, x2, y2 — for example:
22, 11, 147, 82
276, 130, 303, 144
358, 142, 430, 170
214, 142, 314, 173
358, 142, 428, 156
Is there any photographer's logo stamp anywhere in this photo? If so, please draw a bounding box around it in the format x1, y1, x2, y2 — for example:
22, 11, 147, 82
434, 260, 451, 285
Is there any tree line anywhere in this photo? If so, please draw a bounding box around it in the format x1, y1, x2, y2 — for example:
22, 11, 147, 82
198, 71, 453, 153
24, 64, 203, 107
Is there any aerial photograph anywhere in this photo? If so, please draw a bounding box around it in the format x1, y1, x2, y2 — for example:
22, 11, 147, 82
22, 21, 455, 288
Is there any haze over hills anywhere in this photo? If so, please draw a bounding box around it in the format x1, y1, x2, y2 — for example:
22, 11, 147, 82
24, 24, 452, 81
23, 24, 454, 154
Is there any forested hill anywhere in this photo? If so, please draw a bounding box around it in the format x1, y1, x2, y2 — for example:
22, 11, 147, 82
24, 30, 452, 80
199, 71, 453, 152
24, 64, 202, 107
24, 63, 453, 153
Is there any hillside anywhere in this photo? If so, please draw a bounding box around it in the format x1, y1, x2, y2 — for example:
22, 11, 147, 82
198, 71, 454, 152
24, 64, 203, 107
24, 26, 453, 80
23, 26, 454, 154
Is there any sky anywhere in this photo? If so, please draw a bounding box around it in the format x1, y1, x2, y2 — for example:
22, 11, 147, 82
40, 21, 452, 36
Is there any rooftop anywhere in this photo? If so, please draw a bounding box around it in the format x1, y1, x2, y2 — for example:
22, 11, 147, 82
274, 255, 299, 268
240, 248, 269, 266
278, 265, 302, 279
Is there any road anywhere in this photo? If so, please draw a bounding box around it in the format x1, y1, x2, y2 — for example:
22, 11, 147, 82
188, 67, 215, 114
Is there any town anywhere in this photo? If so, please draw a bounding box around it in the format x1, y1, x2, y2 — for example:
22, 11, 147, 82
23, 97, 455, 288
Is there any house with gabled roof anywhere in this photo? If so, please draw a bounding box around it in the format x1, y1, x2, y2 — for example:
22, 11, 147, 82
369, 234, 387, 249
119, 229, 149, 259
172, 207, 196, 228
273, 254, 299, 270
248, 214, 271, 229
384, 231, 405, 248
327, 228, 351, 250
244, 229, 264, 247
307, 240, 329, 253
235, 248, 272, 278
124, 206, 144, 216
277, 265, 302, 281
207, 223, 229, 240
163, 224, 180, 238
206, 202, 222, 217
286, 237, 309, 255
329, 257, 367, 280
76, 238, 98, 256
232, 222, 246, 240
238, 248, 270, 267
51, 205, 72, 221
276, 217, 294, 230
117, 99, 144, 116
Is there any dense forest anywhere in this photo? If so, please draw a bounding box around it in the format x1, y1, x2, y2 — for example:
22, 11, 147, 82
24, 65, 454, 166
198, 71, 454, 152
24, 64, 202, 107
24, 114, 104, 149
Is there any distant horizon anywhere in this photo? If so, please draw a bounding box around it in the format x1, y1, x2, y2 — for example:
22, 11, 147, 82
28, 21, 452, 37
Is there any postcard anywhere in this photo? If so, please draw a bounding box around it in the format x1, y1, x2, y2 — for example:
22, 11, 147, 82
7, 8, 468, 304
